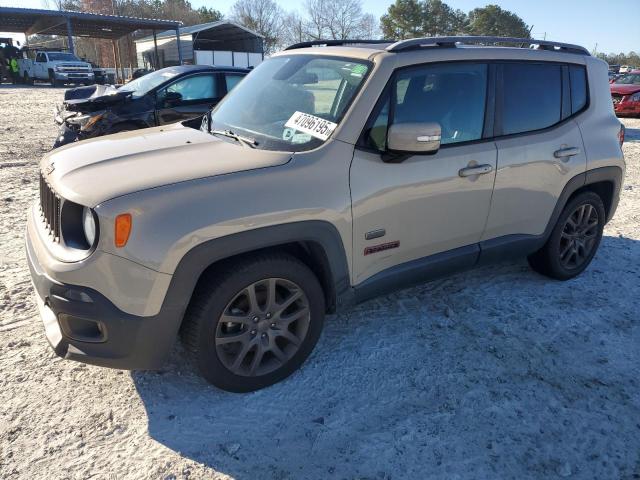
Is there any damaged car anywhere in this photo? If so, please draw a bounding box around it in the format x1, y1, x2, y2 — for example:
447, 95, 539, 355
53, 64, 249, 148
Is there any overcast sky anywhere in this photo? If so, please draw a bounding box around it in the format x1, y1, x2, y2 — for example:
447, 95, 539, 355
1, 0, 638, 54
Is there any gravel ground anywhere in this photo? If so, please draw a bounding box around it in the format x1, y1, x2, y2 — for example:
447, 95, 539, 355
0, 85, 639, 480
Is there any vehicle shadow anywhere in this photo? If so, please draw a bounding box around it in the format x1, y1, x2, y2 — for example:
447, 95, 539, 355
132, 234, 640, 479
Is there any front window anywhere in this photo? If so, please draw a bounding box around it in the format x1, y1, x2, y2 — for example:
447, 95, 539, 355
119, 67, 185, 98
614, 74, 640, 85
208, 55, 371, 151
363, 63, 488, 151
47, 52, 81, 62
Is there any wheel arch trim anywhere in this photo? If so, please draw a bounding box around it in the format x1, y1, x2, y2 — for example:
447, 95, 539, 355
162, 221, 351, 327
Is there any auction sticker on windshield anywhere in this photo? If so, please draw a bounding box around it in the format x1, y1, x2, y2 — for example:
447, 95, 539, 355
284, 111, 337, 141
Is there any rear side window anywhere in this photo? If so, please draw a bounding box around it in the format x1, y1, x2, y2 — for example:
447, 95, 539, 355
225, 74, 244, 93
501, 63, 562, 135
569, 65, 588, 114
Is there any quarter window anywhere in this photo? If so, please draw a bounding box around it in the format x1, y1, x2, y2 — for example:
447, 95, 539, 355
501, 63, 562, 135
364, 63, 488, 150
569, 65, 588, 114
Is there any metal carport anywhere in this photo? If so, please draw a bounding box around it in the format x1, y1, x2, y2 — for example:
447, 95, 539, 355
0, 7, 183, 64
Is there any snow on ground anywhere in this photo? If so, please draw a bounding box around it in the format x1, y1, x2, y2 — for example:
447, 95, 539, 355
0, 85, 639, 480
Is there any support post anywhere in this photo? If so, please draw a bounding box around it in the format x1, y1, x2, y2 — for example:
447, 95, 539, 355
176, 27, 183, 65
65, 17, 75, 55
153, 29, 159, 69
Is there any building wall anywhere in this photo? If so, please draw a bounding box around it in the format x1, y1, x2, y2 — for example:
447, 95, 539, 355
136, 35, 193, 68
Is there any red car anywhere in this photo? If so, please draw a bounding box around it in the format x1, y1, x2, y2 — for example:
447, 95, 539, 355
610, 72, 640, 116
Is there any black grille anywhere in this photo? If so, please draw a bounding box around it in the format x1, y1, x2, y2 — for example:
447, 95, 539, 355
39, 172, 61, 242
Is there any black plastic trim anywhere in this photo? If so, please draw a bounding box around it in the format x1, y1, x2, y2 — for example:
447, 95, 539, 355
350, 244, 480, 304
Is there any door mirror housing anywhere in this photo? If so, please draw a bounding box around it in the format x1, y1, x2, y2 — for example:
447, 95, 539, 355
387, 122, 441, 156
163, 91, 183, 106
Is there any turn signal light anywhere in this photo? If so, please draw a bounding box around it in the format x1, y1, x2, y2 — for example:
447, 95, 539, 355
114, 213, 132, 248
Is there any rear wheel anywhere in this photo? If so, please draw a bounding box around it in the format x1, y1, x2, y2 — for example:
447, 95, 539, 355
528, 191, 605, 280
181, 253, 325, 392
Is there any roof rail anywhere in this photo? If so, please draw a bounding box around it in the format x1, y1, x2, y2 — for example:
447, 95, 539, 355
386, 36, 590, 56
285, 39, 392, 50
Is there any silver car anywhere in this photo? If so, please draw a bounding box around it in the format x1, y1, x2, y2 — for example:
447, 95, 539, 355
26, 37, 625, 392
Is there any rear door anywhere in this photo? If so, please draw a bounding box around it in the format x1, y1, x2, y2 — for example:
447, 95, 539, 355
155, 72, 220, 125
351, 62, 497, 285
481, 62, 588, 242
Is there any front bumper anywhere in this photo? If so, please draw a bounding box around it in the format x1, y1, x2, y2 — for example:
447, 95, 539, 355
25, 206, 179, 370
54, 72, 94, 83
53, 122, 81, 148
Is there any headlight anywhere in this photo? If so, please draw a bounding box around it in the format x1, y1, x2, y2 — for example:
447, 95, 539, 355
66, 112, 104, 131
82, 207, 96, 246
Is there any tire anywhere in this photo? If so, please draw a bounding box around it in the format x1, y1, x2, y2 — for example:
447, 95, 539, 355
181, 253, 325, 392
528, 191, 605, 280
49, 72, 60, 88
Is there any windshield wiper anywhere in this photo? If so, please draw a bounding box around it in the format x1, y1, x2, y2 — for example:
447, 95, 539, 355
210, 129, 258, 148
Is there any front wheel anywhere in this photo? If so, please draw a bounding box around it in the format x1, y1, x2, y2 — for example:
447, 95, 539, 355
528, 191, 605, 280
181, 253, 325, 392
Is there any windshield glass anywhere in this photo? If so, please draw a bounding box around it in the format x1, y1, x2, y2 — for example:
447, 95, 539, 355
48, 53, 81, 62
119, 67, 183, 97
208, 55, 371, 151
614, 74, 640, 85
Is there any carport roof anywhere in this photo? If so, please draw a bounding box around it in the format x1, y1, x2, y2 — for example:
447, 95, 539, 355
135, 20, 264, 43
0, 7, 181, 40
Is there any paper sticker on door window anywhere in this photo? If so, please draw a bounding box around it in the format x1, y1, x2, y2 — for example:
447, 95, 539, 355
284, 111, 338, 141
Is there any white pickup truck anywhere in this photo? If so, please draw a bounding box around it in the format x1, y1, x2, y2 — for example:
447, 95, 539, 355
19, 51, 94, 87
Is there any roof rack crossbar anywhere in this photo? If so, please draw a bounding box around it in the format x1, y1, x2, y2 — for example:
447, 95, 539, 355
386, 36, 590, 56
285, 39, 392, 50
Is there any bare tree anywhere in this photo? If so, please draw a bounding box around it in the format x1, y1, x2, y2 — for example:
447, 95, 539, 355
304, 0, 379, 40
281, 11, 311, 47
230, 0, 285, 55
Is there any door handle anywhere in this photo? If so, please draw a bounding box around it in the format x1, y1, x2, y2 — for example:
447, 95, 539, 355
459, 164, 494, 177
554, 147, 580, 158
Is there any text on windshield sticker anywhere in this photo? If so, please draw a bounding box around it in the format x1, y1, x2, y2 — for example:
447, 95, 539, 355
284, 111, 337, 141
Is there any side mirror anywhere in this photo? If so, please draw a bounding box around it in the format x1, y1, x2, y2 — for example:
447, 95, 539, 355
384, 122, 441, 162
163, 91, 182, 106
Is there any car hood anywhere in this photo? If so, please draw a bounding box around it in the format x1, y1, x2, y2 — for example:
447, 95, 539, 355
610, 84, 640, 95
63, 84, 130, 111
41, 123, 293, 207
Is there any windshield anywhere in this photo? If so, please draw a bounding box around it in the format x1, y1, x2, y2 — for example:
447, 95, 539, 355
119, 67, 183, 98
208, 55, 371, 151
614, 74, 640, 85
48, 53, 81, 62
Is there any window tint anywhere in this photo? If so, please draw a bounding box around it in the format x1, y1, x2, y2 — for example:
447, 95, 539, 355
165, 74, 217, 102
569, 65, 588, 114
502, 63, 561, 135
225, 74, 244, 92
36, 53, 46, 62
365, 63, 488, 149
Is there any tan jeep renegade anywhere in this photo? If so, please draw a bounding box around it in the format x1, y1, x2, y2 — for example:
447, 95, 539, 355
27, 37, 625, 392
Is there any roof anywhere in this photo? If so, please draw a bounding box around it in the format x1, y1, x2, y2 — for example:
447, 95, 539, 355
135, 20, 263, 43
0, 7, 180, 40
284, 36, 590, 57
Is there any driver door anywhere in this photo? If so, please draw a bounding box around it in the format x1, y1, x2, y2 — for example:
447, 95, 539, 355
156, 73, 220, 125
351, 62, 497, 285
